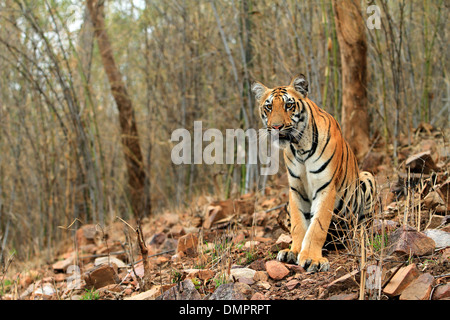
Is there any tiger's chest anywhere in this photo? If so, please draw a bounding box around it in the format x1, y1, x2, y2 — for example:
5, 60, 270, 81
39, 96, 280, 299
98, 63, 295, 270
284, 150, 332, 205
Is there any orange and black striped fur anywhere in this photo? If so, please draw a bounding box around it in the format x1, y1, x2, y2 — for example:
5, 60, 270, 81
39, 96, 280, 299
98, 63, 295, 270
252, 74, 376, 272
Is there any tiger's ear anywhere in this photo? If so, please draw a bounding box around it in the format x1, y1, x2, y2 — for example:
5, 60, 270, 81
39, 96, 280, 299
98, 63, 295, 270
290, 74, 308, 97
251, 81, 268, 102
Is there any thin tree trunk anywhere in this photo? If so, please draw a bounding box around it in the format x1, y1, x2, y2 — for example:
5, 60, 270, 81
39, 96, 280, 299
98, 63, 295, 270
332, 0, 370, 160
87, 0, 147, 218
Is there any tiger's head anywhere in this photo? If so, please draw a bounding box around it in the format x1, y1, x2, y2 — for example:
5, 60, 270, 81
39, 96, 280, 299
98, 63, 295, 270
251, 74, 309, 149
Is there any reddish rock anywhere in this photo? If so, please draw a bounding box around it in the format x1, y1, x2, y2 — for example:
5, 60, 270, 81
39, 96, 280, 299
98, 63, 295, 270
432, 283, 450, 300
285, 279, 300, 290
251, 292, 269, 300
84, 264, 120, 289
265, 260, 289, 280
387, 225, 436, 258
52, 254, 75, 273
400, 273, 435, 300
383, 264, 420, 297
177, 233, 199, 257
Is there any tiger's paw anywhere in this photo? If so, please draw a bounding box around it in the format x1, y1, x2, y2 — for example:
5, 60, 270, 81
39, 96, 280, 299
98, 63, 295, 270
276, 249, 298, 264
297, 252, 330, 273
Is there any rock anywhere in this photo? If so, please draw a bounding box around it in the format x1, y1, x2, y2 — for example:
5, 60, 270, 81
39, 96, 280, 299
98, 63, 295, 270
124, 286, 163, 300
424, 191, 446, 211
156, 279, 201, 300
265, 260, 289, 280
234, 282, 254, 299
168, 225, 186, 239
160, 238, 178, 252
271, 234, 292, 252
148, 232, 166, 247
383, 264, 420, 297
400, 273, 435, 300
251, 292, 269, 300
83, 264, 120, 289
285, 279, 300, 290
209, 283, 246, 300
432, 283, 450, 300
387, 225, 436, 258
76, 224, 102, 246
426, 215, 446, 229
326, 269, 359, 289
255, 281, 271, 290
232, 232, 246, 245
423, 229, 450, 249
164, 213, 180, 227
203, 200, 234, 229
405, 150, 438, 174
185, 269, 215, 281
230, 267, 256, 284
248, 259, 266, 271
372, 219, 398, 234
234, 198, 255, 215
177, 233, 198, 257
244, 241, 259, 249
328, 292, 358, 300
33, 284, 56, 300
253, 271, 268, 282
285, 264, 306, 274
52, 254, 75, 273
94, 257, 127, 269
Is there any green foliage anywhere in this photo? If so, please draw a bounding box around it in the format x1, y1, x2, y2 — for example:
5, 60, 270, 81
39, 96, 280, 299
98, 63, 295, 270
80, 288, 100, 300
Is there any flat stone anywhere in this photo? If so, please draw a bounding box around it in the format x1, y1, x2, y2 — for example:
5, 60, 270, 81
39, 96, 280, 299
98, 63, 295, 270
423, 229, 450, 249
400, 273, 435, 300
383, 264, 420, 297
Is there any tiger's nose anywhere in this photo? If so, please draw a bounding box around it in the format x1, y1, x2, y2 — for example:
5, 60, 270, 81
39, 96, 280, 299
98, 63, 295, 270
272, 124, 284, 130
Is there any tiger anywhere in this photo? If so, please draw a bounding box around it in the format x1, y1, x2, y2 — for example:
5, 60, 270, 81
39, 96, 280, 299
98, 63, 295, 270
252, 74, 376, 272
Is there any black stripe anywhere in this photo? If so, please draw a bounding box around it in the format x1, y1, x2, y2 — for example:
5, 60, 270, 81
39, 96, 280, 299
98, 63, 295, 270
313, 167, 337, 200
287, 166, 300, 179
304, 102, 318, 161
302, 211, 311, 220
290, 186, 310, 203
310, 146, 336, 174
314, 119, 331, 162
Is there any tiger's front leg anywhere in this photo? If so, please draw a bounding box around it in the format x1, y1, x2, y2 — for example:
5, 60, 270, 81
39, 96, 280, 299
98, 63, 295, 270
297, 187, 336, 272
277, 188, 309, 264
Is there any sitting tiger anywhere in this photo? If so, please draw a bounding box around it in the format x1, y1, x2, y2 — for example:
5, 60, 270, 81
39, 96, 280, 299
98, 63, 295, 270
252, 74, 376, 272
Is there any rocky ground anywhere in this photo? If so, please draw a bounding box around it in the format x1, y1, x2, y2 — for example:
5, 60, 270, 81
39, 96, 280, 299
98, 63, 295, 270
1, 124, 449, 300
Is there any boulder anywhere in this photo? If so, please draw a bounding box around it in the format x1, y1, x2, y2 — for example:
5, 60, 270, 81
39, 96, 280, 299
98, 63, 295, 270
387, 225, 436, 258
